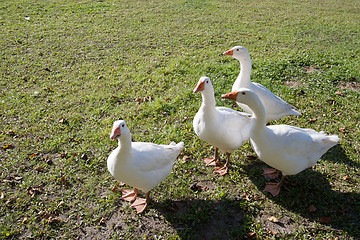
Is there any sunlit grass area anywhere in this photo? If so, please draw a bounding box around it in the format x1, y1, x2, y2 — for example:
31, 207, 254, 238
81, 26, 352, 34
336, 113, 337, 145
1, 0, 359, 239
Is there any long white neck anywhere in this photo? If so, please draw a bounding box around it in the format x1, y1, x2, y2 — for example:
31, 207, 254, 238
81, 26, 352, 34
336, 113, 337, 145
117, 133, 132, 155
232, 56, 252, 91
200, 88, 217, 117
246, 94, 266, 134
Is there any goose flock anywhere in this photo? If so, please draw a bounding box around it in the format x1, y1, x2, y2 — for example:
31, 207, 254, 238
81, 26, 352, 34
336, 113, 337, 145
107, 46, 339, 213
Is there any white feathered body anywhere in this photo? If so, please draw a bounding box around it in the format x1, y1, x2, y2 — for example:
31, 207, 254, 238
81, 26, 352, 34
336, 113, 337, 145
249, 122, 339, 176
233, 80, 300, 122
193, 105, 252, 153
107, 141, 183, 193
228, 46, 300, 122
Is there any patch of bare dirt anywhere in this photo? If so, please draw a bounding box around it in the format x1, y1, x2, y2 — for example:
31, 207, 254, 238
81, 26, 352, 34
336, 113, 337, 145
257, 214, 305, 235
304, 66, 318, 74
284, 81, 305, 87
338, 82, 360, 91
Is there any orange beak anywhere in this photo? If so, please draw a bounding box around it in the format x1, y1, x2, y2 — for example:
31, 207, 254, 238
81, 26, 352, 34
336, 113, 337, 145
221, 91, 238, 101
193, 81, 205, 93
223, 49, 233, 56
110, 126, 121, 141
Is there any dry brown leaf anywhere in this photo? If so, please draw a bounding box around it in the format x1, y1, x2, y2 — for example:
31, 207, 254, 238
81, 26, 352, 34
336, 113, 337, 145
22, 217, 29, 224
111, 185, 120, 192
35, 166, 46, 172
241, 193, 251, 201
245, 232, 257, 239
3, 175, 23, 183
318, 217, 331, 224
47, 216, 61, 224
29, 153, 38, 159
182, 155, 191, 162
308, 118, 317, 123
27, 185, 44, 197
99, 217, 106, 224
5, 197, 16, 206
309, 205, 317, 213
60, 176, 68, 186
2, 144, 14, 150
335, 91, 344, 96
342, 175, 351, 181
268, 216, 280, 223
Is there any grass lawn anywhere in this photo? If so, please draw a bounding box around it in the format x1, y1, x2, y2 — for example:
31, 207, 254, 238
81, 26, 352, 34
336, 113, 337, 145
1, 0, 359, 239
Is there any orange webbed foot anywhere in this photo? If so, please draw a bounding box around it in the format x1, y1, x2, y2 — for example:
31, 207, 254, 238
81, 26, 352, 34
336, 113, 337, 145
264, 182, 282, 197
120, 189, 138, 202
203, 158, 222, 166
262, 168, 280, 179
131, 197, 149, 214
214, 165, 228, 175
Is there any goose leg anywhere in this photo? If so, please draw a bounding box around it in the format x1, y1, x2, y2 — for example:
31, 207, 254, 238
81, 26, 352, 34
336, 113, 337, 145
131, 192, 150, 214
120, 188, 139, 202
214, 152, 230, 175
262, 168, 280, 179
203, 147, 222, 166
264, 175, 287, 197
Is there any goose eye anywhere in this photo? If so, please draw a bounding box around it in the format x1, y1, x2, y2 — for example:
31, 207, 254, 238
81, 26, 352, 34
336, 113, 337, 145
242, 92, 246, 95
236, 49, 239, 51
121, 124, 125, 127
206, 80, 209, 83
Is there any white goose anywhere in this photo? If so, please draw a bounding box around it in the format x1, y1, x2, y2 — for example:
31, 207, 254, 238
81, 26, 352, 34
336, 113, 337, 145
107, 120, 184, 213
193, 76, 253, 175
223, 46, 300, 122
222, 89, 339, 196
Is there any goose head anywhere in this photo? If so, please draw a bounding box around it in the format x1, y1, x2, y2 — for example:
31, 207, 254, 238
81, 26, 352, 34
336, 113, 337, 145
223, 46, 251, 62
110, 119, 131, 141
193, 76, 213, 93
221, 88, 258, 107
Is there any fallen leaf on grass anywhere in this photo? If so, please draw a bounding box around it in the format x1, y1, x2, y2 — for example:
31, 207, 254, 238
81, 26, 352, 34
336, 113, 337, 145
309, 205, 317, 213
327, 98, 335, 105
266, 227, 278, 235
35, 166, 46, 172
99, 217, 106, 224
342, 175, 351, 181
21, 217, 29, 224
335, 91, 344, 96
245, 232, 257, 239
0, 192, 4, 199
60, 176, 69, 187
2, 144, 14, 150
5, 198, 17, 206
2, 175, 22, 183
241, 192, 252, 201
47, 216, 61, 224
190, 183, 202, 192
308, 118, 317, 123
267, 216, 280, 223
181, 155, 191, 162
29, 153, 38, 159
318, 217, 331, 224
27, 185, 44, 197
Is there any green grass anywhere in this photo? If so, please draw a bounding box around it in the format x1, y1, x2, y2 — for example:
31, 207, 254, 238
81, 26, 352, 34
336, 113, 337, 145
1, 0, 359, 239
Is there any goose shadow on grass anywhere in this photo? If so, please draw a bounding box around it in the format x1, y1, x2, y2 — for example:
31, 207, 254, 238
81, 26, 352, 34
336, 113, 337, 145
242, 144, 360, 238
153, 198, 251, 240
